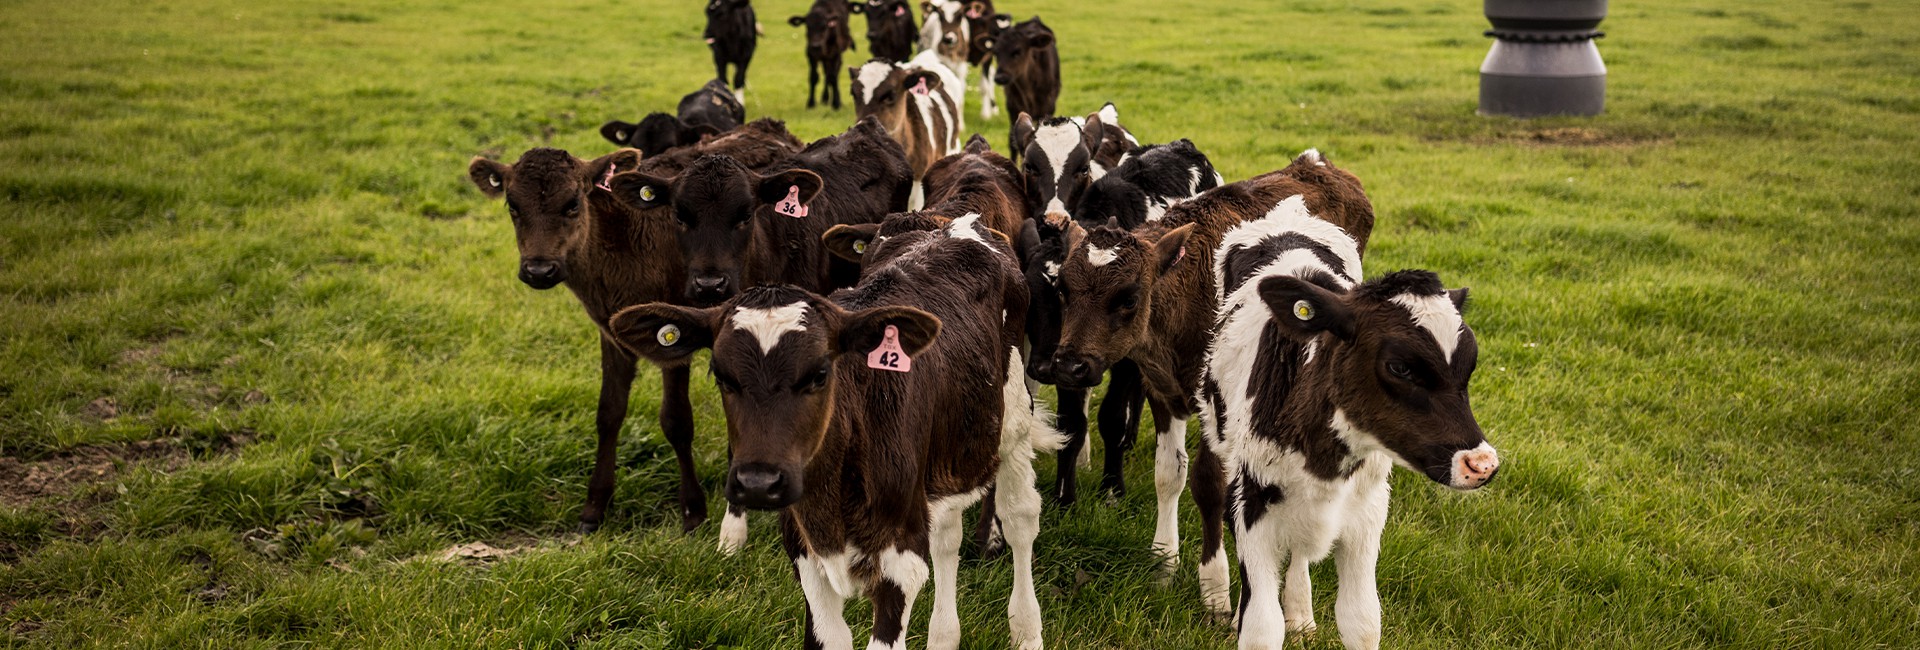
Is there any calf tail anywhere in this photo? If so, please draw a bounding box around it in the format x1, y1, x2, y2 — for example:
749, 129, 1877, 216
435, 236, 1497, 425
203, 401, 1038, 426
1003, 348, 1067, 454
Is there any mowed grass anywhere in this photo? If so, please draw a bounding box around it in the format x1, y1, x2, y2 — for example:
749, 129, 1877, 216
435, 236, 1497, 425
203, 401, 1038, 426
2, 0, 1917, 647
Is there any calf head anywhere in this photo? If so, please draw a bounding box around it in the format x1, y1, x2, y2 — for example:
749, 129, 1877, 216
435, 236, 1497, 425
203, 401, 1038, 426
789, 2, 851, 56
1049, 221, 1191, 388
706, 0, 751, 18
1260, 270, 1498, 490
988, 17, 1053, 85
1016, 218, 1069, 383
599, 113, 719, 156
850, 59, 946, 137
1011, 113, 1105, 225
467, 148, 641, 290
607, 155, 821, 305
918, 1, 971, 70
608, 286, 941, 509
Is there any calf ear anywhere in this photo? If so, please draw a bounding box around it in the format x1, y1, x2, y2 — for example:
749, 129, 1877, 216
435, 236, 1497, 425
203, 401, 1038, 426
1081, 113, 1106, 155
920, 1, 935, 17
607, 171, 676, 211
995, 13, 1013, 30
1016, 218, 1041, 261
609, 303, 719, 364
964, 133, 992, 154
756, 168, 826, 207
584, 149, 645, 191
1028, 32, 1053, 49
839, 305, 941, 358
1448, 287, 1470, 313
600, 120, 638, 146
822, 223, 882, 262
788, 15, 806, 26
1152, 223, 1194, 277
904, 69, 943, 95
468, 158, 510, 199
1257, 276, 1356, 341
1010, 113, 1036, 155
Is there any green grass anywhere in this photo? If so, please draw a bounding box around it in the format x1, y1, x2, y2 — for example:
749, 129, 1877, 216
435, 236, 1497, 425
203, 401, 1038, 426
2, 0, 1917, 647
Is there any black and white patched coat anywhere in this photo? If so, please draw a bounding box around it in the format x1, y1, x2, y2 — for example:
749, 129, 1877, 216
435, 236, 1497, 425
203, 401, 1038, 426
1076, 138, 1226, 230
1196, 194, 1376, 646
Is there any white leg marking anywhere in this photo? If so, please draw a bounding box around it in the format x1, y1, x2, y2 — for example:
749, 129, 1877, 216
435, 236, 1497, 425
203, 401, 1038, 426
1152, 417, 1189, 571
928, 499, 966, 650
870, 548, 929, 650
1199, 545, 1232, 617
796, 555, 855, 650
908, 179, 926, 211
1282, 552, 1316, 634
718, 507, 749, 555
1236, 516, 1286, 650
978, 69, 997, 120
1076, 390, 1093, 469
998, 348, 1048, 650
1334, 477, 1390, 650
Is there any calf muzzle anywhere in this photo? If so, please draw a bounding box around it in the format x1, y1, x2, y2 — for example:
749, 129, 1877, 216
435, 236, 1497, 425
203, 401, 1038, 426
689, 276, 733, 305
1449, 444, 1501, 490
518, 259, 566, 289
728, 462, 800, 510
1048, 351, 1104, 389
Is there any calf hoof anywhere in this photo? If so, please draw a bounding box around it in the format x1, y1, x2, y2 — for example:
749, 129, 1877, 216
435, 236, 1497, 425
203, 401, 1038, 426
577, 520, 602, 535
1284, 618, 1318, 637
681, 510, 707, 533
1098, 477, 1126, 498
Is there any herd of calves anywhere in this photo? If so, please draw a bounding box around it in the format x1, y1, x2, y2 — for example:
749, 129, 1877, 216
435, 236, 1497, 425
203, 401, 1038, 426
463, 3, 1501, 650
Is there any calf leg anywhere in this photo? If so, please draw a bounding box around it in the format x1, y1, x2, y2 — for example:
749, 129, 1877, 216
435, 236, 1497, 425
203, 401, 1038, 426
1150, 401, 1189, 572
978, 60, 998, 120
927, 493, 972, 650
733, 55, 752, 106
998, 448, 1046, 650
1098, 360, 1145, 495
971, 486, 1003, 559
660, 363, 711, 534
580, 336, 638, 533
826, 52, 844, 110
795, 552, 855, 650
1283, 553, 1317, 635
1053, 386, 1090, 504
1193, 440, 1231, 617
869, 540, 931, 650
1334, 474, 1391, 650
1235, 506, 1288, 650
807, 57, 820, 108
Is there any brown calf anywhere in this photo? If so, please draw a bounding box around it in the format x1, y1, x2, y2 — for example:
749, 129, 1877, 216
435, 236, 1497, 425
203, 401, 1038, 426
790, 0, 857, 110
1047, 149, 1374, 614
989, 17, 1059, 122
851, 0, 916, 62
608, 213, 1056, 650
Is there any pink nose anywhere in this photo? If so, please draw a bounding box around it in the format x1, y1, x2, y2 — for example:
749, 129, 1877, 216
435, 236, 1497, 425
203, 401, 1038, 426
1455, 447, 1500, 488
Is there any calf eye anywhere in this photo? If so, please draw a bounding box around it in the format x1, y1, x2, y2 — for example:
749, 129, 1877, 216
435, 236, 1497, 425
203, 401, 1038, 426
1387, 360, 1414, 381
562, 200, 581, 218
796, 365, 831, 393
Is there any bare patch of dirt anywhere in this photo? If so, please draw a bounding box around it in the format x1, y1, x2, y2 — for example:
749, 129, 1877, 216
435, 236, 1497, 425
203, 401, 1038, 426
0, 439, 188, 508
1502, 127, 1674, 147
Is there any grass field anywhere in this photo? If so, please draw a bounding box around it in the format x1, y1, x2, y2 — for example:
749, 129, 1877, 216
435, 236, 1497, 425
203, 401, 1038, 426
3, 0, 1918, 647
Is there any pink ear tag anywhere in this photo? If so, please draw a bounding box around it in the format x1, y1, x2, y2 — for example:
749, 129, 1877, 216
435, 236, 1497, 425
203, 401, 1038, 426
775, 185, 810, 218
596, 162, 617, 192
966, 7, 980, 18
910, 77, 929, 96
894, 5, 906, 16
866, 325, 912, 372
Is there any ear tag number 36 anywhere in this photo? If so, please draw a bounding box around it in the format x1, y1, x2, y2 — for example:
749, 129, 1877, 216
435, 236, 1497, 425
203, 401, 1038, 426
866, 325, 911, 372
776, 185, 809, 218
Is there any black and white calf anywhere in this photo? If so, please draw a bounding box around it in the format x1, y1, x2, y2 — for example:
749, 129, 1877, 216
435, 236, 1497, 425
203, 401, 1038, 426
609, 215, 1058, 650
1200, 198, 1498, 650
850, 51, 966, 210
1074, 138, 1224, 230
599, 79, 746, 155
919, 0, 1009, 120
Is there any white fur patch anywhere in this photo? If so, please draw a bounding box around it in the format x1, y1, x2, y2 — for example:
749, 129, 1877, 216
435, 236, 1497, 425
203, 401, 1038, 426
1086, 244, 1119, 267
1299, 148, 1324, 167
1043, 261, 1060, 283
1199, 545, 1231, 616
1187, 166, 1203, 197
1389, 292, 1464, 362
856, 61, 892, 105
1034, 121, 1082, 190
718, 508, 748, 555
878, 548, 930, 590
946, 213, 1000, 255
1043, 197, 1068, 220
731, 302, 810, 355
1098, 103, 1120, 126
1212, 194, 1364, 303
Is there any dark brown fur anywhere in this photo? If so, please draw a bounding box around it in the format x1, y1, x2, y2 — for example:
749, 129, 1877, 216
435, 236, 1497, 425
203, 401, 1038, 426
791, 0, 857, 109
989, 17, 1059, 121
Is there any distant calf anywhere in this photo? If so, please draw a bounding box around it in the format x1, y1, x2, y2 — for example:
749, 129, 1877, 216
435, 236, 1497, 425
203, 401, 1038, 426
920, 0, 1010, 120
608, 214, 1058, 650
599, 79, 745, 155
705, 0, 758, 103
609, 117, 911, 305
990, 17, 1059, 122
851, 0, 916, 63
790, 0, 856, 109
1203, 193, 1494, 650
850, 51, 965, 209
1047, 150, 1374, 615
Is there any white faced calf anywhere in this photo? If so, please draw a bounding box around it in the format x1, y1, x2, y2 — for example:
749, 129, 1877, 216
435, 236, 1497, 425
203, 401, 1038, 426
1200, 200, 1498, 650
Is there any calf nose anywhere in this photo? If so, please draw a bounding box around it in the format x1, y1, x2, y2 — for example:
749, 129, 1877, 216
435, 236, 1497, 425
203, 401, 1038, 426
689, 276, 732, 304
729, 463, 793, 510
518, 260, 565, 289
1026, 355, 1056, 384
993, 70, 1011, 85
1052, 355, 1097, 388
1451, 444, 1501, 490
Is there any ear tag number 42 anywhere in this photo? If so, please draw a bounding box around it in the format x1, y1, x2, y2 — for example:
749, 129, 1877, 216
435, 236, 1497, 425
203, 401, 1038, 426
866, 325, 912, 372
776, 185, 809, 218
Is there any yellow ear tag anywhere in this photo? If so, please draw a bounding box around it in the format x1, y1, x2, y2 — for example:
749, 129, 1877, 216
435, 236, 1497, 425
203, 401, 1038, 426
853, 240, 867, 255
1293, 300, 1314, 321
657, 324, 682, 347
639, 186, 656, 202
